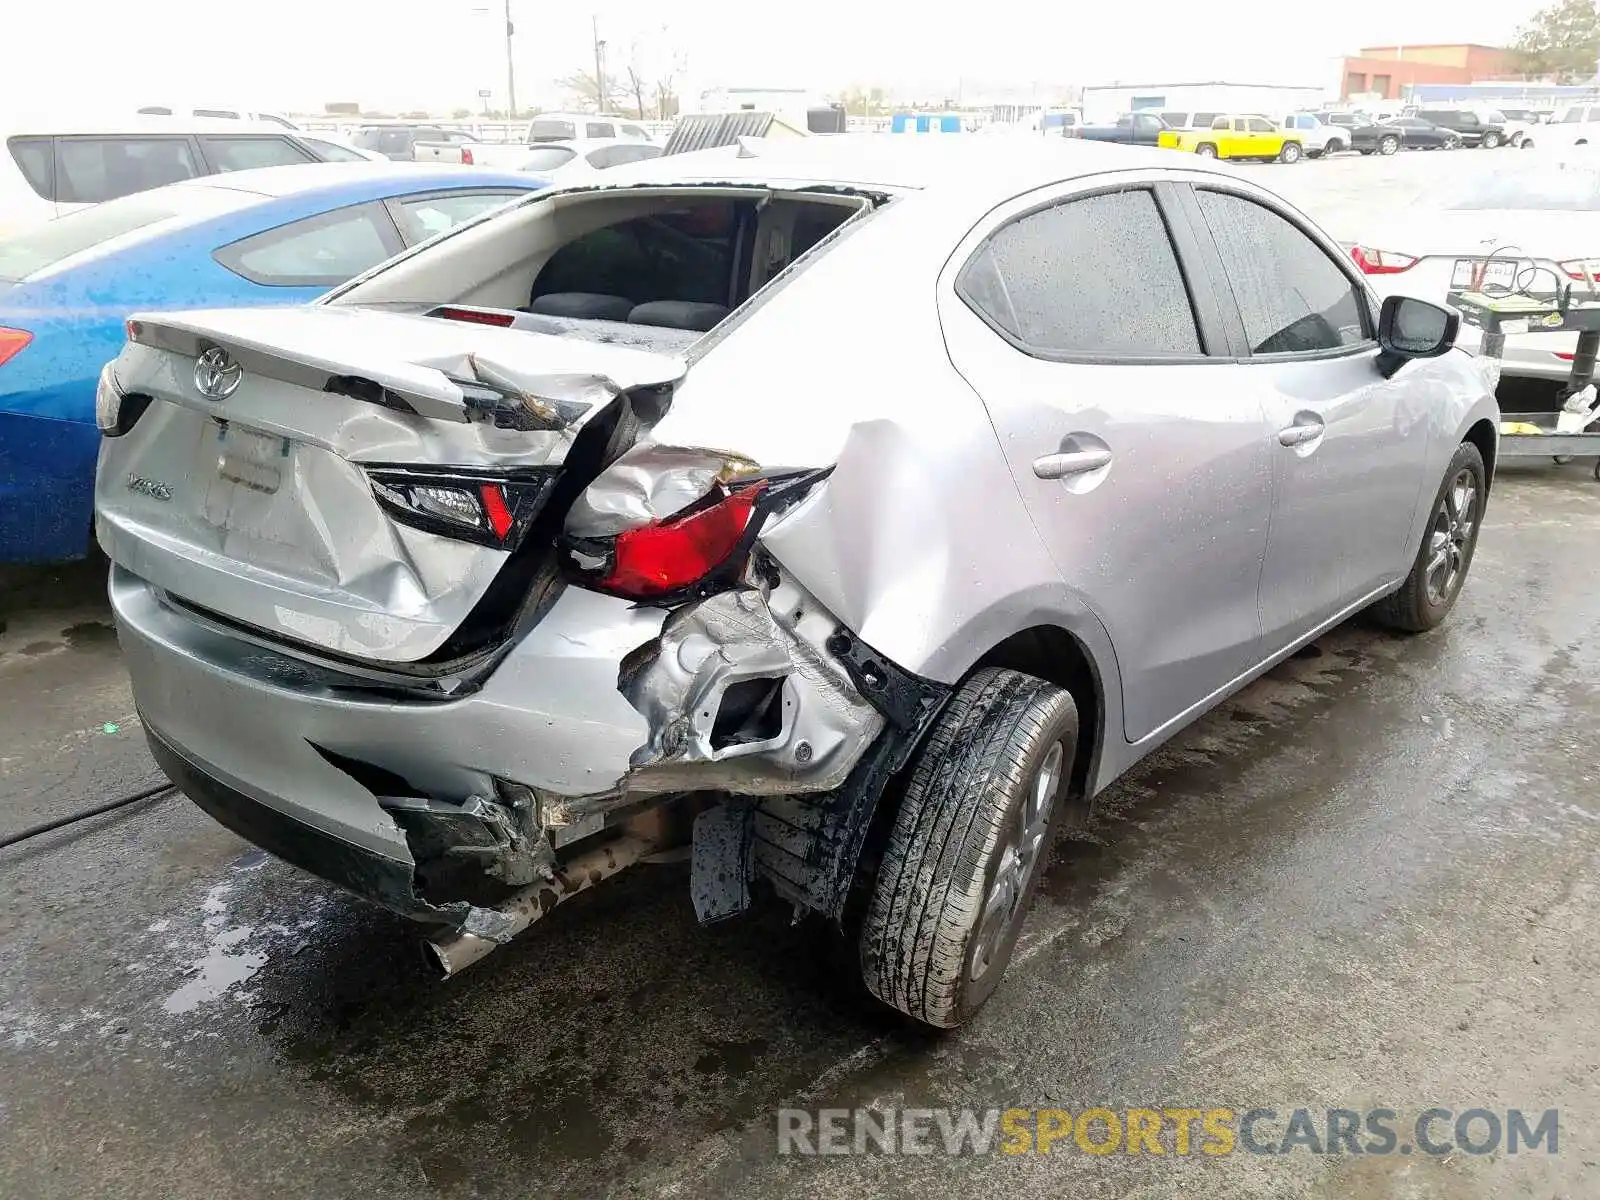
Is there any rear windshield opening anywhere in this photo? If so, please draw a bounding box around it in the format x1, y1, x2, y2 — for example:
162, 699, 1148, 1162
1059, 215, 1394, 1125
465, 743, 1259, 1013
529, 119, 578, 143
339, 188, 869, 346
522, 197, 858, 336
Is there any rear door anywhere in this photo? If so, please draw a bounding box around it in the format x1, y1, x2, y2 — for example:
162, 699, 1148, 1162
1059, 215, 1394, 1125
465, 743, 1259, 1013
939, 176, 1275, 742
1183, 182, 1429, 649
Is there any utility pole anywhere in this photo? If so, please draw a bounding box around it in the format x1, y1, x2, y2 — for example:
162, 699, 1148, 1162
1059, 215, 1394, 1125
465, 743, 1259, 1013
592, 16, 607, 114
504, 0, 517, 118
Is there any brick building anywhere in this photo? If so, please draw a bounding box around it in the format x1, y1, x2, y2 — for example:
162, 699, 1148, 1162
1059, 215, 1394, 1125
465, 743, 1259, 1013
1340, 44, 1517, 100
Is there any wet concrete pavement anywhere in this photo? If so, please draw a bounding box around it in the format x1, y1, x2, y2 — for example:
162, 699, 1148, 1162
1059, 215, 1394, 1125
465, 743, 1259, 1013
3, 464, 1598, 1199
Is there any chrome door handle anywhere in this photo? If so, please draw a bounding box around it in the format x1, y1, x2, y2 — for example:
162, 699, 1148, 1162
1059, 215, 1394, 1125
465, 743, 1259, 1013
1277, 422, 1324, 447
1033, 448, 1113, 479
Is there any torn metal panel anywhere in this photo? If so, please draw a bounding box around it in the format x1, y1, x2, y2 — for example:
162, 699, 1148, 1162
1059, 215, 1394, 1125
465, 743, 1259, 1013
617, 575, 885, 798
565, 444, 762, 538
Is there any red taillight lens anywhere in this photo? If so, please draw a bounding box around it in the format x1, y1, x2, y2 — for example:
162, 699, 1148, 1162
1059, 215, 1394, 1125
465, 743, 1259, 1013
1349, 245, 1418, 275
602, 483, 768, 598
428, 306, 516, 327
0, 327, 32, 368
366, 468, 554, 549
461, 146, 475, 165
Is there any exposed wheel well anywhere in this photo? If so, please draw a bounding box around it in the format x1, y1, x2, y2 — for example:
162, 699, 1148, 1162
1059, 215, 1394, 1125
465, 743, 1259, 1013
1464, 418, 1497, 489
970, 625, 1103, 803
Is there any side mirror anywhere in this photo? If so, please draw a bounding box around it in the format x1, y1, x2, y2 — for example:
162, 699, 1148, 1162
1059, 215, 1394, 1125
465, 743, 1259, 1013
1376, 294, 1459, 377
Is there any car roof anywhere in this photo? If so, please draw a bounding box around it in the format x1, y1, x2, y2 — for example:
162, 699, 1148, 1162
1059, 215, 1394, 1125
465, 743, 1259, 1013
595, 135, 1201, 198
0, 115, 307, 137
163, 161, 539, 199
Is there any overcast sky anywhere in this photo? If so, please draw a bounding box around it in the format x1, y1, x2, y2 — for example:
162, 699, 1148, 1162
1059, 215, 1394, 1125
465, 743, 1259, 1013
2, 0, 1527, 116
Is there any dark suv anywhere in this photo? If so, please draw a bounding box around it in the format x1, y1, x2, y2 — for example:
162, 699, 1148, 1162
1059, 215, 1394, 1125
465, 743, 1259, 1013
1415, 109, 1508, 149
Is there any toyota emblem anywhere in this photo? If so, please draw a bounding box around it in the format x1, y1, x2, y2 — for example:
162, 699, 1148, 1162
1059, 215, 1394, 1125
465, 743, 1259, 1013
194, 346, 243, 401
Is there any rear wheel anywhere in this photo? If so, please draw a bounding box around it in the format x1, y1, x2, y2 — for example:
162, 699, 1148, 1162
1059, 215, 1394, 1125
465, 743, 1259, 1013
1379, 134, 1400, 156
1444, 135, 1462, 150
1370, 442, 1487, 633
1521, 136, 1536, 150
1325, 138, 1345, 155
1279, 141, 1303, 163
859, 668, 1077, 1029
1195, 142, 1218, 158
1482, 131, 1502, 149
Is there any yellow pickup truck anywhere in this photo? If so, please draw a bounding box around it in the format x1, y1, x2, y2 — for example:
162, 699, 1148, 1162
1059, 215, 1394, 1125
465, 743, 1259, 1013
1158, 115, 1304, 162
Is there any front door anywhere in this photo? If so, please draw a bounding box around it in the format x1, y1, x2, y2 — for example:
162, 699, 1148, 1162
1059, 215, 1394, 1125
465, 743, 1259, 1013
940, 179, 1275, 743
1185, 183, 1430, 651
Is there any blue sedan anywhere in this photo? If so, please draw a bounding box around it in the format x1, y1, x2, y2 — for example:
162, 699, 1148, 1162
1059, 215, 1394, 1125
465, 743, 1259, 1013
0, 162, 544, 563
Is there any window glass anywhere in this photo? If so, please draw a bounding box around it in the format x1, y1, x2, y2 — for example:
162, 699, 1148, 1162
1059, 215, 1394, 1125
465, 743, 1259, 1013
958, 189, 1200, 357
200, 136, 315, 172
532, 204, 738, 307
1160, 112, 1187, 128
1194, 112, 1220, 127
352, 128, 385, 149
1248, 118, 1274, 132
300, 138, 368, 162
529, 119, 577, 142
585, 122, 615, 138
1195, 189, 1368, 355
392, 191, 521, 243
7, 137, 53, 199
215, 204, 396, 285
194, 108, 239, 119
54, 137, 200, 203
1211, 116, 1230, 130
0, 186, 249, 281
520, 146, 578, 172
621, 125, 649, 139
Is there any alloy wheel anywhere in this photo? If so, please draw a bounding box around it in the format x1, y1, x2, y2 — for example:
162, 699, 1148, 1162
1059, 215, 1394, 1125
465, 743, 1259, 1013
970, 742, 1063, 982
1425, 470, 1478, 607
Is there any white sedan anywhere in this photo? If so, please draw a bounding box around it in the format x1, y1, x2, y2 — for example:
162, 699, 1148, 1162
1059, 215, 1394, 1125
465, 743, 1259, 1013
1352, 152, 1600, 382
515, 138, 664, 184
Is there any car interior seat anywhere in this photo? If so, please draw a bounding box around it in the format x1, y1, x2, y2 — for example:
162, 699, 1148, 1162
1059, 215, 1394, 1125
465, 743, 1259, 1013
523, 292, 637, 322
627, 301, 731, 332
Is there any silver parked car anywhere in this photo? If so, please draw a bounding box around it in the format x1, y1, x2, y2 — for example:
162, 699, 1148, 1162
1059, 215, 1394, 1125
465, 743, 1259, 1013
94, 139, 1499, 1028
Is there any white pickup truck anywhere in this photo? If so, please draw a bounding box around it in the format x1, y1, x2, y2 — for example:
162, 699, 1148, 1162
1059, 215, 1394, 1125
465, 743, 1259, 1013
413, 113, 659, 168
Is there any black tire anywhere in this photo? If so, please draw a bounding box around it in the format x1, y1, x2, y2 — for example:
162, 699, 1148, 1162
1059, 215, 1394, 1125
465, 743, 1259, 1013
1370, 442, 1487, 633
859, 668, 1078, 1029
1279, 141, 1303, 164
1445, 135, 1462, 150
1521, 137, 1536, 150
1379, 134, 1400, 156
1482, 131, 1502, 149
1326, 138, 1345, 155
1194, 142, 1218, 158
1359, 148, 1374, 156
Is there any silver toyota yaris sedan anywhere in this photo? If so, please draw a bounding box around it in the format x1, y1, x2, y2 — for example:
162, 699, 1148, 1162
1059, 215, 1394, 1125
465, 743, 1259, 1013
93, 138, 1498, 1028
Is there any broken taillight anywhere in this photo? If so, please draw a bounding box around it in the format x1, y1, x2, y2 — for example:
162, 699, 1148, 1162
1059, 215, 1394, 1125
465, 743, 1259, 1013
366, 466, 556, 549
563, 449, 831, 602
601, 481, 768, 598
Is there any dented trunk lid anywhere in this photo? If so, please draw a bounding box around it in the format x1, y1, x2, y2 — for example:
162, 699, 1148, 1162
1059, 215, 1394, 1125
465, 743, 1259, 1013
95, 305, 686, 664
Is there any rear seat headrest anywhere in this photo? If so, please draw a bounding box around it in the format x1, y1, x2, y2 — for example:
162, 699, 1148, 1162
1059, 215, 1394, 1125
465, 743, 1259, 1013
627, 301, 730, 332
525, 292, 636, 322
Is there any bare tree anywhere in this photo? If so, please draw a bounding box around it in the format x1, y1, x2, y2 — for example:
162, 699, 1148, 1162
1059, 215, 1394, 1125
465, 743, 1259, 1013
625, 66, 648, 119
556, 70, 611, 112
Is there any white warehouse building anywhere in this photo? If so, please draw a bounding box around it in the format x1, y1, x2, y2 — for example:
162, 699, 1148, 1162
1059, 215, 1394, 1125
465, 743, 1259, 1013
1081, 81, 1328, 120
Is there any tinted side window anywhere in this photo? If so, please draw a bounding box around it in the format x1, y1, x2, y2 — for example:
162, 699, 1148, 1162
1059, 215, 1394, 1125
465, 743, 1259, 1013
1195, 190, 1368, 355
1248, 118, 1274, 132
7, 137, 54, 199
621, 125, 649, 139
214, 203, 399, 285
1159, 112, 1187, 127
300, 138, 368, 163
585, 122, 615, 138
54, 137, 200, 203
199, 136, 316, 172
392, 191, 522, 243
957, 189, 1200, 358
